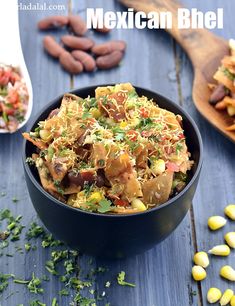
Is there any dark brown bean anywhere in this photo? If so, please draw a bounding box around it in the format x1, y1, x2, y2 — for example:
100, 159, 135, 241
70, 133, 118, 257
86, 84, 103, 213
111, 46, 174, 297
92, 40, 126, 56
93, 26, 111, 34
69, 15, 87, 36
209, 84, 227, 104
43, 36, 65, 58
38, 16, 69, 30
96, 50, 123, 70
59, 52, 83, 74
61, 35, 94, 50
71, 50, 96, 72
67, 170, 104, 188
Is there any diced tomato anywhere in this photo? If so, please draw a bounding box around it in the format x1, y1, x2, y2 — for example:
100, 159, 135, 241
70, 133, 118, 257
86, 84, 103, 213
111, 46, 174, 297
7, 90, 19, 104
178, 133, 185, 139
141, 130, 153, 138
166, 161, 180, 172
114, 199, 129, 207
126, 130, 138, 141
139, 107, 150, 118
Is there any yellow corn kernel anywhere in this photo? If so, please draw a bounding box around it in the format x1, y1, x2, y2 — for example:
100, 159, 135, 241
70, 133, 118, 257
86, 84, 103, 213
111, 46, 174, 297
191, 265, 206, 281
220, 266, 235, 281
220, 289, 234, 306
230, 295, 235, 306
90, 107, 101, 119
131, 199, 147, 212
129, 117, 140, 127
119, 121, 128, 128
208, 245, 231, 256
224, 232, 235, 248
39, 129, 52, 141
207, 288, 222, 304
88, 192, 103, 203
151, 159, 165, 176
224, 205, 235, 220
208, 216, 227, 230
193, 252, 209, 268
227, 106, 235, 117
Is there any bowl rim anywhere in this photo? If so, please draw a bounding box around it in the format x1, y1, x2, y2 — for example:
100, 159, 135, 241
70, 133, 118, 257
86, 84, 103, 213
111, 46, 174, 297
23, 84, 203, 218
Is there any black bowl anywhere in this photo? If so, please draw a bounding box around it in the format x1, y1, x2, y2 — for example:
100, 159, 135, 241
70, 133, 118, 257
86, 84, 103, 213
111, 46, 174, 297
23, 85, 203, 258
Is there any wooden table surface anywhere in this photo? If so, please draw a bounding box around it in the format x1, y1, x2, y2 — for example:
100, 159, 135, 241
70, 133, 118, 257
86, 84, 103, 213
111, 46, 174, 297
1, 0, 235, 305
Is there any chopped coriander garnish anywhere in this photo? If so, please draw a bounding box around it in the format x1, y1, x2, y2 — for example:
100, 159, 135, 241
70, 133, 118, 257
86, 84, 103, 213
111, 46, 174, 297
176, 143, 183, 154
117, 271, 136, 287
97, 159, 105, 167
64, 259, 75, 274
1, 240, 9, 249
45, 260, 58, 275
26, 222, 45, 239
112, 127, 125, 141
0, 273, 15, 293
221, 67, 235, 81
29, 300, 46, 306
25, 243, 31, 252
59, 288, 69, 296
53, 180, 64, 195
48, 146, 55, 160
27, 273, 44, 294
138, 118, 153, 129
82, 112, 92, 119
14, 278, 30, 284
51, 297, 58, 306
98, 199, 113, 213
128, 90, 138, 98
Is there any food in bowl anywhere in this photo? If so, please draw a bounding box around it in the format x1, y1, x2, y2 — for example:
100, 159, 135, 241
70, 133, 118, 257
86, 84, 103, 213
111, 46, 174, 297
23, 83, 193, 214
0, 64, 29, 132
208, 39, 235, 131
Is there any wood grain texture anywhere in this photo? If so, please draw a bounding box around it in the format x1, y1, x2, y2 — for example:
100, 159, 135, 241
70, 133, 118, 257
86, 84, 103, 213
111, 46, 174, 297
72, 1, 198, 306
4, 0, 235, 305
175, 0, 235, 304
0, 1, 71, 305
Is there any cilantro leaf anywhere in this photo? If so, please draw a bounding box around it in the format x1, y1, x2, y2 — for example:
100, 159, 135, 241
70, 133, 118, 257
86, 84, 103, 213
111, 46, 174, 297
112, 127, 125, 141
117, 271, 136, 287
176, 143, 183, 154
82, 112, 92, 119
128, 90, 138, 98
98, 199, 112, 213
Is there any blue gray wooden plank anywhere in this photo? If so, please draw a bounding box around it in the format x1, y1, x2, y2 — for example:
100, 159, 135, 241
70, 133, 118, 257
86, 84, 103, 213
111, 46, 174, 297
72, 1, 198, 306
176, 0, 235, 304
0, 0, 71, 305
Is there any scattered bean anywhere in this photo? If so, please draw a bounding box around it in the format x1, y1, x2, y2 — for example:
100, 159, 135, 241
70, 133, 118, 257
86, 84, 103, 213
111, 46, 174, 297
43, 36, 65, 58
96, 50, 124, 70
72, 50, 96, 72
59, 52, 83, 74
69, 15, 87, 36
38, 15, 69, 30
209, 84, 226, 104
93, 26, 111, 34
61, 35, 94, 50
92, 40, 126, 56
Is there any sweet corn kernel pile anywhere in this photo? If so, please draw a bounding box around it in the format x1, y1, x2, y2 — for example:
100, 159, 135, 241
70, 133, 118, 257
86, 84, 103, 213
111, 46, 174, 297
191, 204, 235, 305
